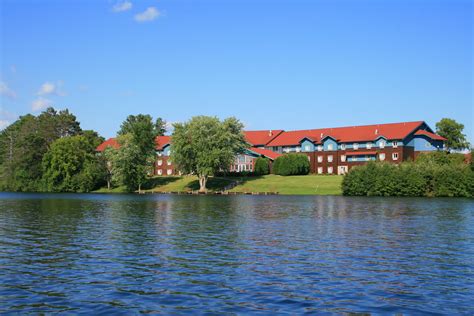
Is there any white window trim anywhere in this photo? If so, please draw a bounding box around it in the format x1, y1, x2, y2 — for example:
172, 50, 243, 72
341, 155, 346, 162
379, 141, 385, 149
340, 144, 346, 150
392, 153, 399, 160
317, 167, 323, 174
157, 160, 163, 166
379, 153, 386, 161
367, 142, 372, 149
317, 156, 323, 163
328, 155, 333, 162
353, 143, 359, 150
327, 144, 334, 151
328, 167, 333, 174
393, 141, 399, 148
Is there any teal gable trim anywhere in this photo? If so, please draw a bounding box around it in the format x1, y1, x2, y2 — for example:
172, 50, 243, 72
301, 139, 315, 152
163, 145, 171, 156
405, 135, 443, 151
323, 138, 337, 151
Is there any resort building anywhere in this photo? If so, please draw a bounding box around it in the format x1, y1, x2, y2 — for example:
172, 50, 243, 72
96, 120, 446, 175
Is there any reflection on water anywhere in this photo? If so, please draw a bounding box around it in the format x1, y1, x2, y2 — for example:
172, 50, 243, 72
0, 193, 473, 314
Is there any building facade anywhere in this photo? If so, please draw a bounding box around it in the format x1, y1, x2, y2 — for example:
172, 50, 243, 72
96, 121, 446, 175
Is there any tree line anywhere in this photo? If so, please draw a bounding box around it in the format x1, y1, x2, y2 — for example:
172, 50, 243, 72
0, 108, 167, 192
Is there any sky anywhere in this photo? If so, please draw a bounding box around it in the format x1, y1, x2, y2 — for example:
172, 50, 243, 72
0, 0, 472, 140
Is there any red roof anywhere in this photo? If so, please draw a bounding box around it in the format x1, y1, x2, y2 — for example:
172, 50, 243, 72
244, 130, 283, 146
96, 138, 120, 152
414, 130, 446, 141
155, 135, 171, 150
249, 147, 282, 160
346, 151, 377, 156
267, 121, 425, 146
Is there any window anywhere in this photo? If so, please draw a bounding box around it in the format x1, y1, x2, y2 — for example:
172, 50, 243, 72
305, 145, 311, 151
296, 147, 301, 152
317, 167, 323, 174
379, 153, 385, 161
167, 160, 172, 166
340, 144, 346, 150
328, 155, 333, 162
393, 141, 398, 148
157, 152, 162, 157
317, 156, 323, 163
284, 147, 290, 153
157, 160, 163, 166
157, 169, 162, 175
353, 143, 359, 150
392, 153, 399, 160
341, 155, 346, 162
167, 169, 172, 175
379, 140, 385, 148
318, 145, 323, 151
328, 167, 333, 174
327, 143, 334, 151
367, 142, 372, 149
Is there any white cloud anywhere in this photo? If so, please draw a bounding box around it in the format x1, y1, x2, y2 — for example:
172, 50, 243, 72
134, 7, 160, 22
112, 1, 132, 12
37, 81, 66, 96
31, 97, 52, 111
0, 82, 17, 99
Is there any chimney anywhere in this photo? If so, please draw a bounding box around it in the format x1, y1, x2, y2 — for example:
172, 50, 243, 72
375, 129, 378, 135
269, 130, 273, 137
320, 132, 323, 138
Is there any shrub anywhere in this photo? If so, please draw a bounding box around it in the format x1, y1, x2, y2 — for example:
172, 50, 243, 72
254, 157, 270, 175
342, 160, 473, 198
272, 153, 310, 176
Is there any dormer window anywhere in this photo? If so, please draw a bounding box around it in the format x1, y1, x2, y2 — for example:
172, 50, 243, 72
353, 143, 359, 150
379, 140, 385, 149
393, 141, 398, 148
304, 145, 311, 151
318, 145, 323, 152
327, 143, 334, 151
367, 142, 372, 149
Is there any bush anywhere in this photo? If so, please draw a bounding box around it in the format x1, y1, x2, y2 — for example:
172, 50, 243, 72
272, 153, 310, 176
254, 157, 270, 175
342, 160, 474, 198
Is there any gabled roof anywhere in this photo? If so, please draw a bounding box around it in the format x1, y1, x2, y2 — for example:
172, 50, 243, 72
248, 147, 282, 160
155, 135, 171, 150
96, 135, 171, 152
267, 121, 426, 147
414, 130, 446, 141
244, 130, 284, 146
96, 138, 120, 152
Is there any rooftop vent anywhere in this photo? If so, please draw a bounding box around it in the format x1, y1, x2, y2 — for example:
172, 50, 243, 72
269, 130, 273, 137
375, 129, 378, 135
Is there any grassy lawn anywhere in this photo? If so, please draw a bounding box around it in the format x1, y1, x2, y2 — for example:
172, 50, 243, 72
230, 174, 342, 195
95, 174, 343, 195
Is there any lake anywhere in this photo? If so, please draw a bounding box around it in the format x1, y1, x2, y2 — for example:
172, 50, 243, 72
0, 193, 473, 314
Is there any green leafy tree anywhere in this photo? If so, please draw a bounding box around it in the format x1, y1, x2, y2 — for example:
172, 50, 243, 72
113, 134, 153, 192
118, 114, 157, 154
102, 146, 117, 190
42, 135, 105, 192
171, 116, 247, 192
254, 157, 270, 175
0, 108, 82, 191
154, 117, 167, 137
436, 118, 470, 152
272, 153, 310, 176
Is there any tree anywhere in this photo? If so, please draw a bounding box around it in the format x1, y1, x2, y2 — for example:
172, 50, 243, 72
154, 117, 167, 137
42, 135, 105, 192
436, 118, 470, 152
171, 116, 247, 192
254, 157, 270, 175
0, 107, 82, 191
118, 114, 157, 154
102, 146, 117, 190
113, 134, 153, 192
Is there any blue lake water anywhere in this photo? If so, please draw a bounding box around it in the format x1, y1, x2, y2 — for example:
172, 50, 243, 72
0, 192, 473, 314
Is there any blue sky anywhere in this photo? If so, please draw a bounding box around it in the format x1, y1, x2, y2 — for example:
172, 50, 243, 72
0, 0, 472, 140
